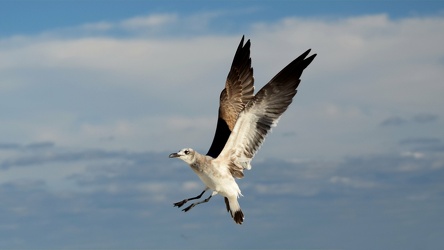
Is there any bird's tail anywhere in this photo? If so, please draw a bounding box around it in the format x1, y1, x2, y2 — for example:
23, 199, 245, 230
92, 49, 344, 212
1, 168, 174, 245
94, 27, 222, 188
224, 197, 244, 224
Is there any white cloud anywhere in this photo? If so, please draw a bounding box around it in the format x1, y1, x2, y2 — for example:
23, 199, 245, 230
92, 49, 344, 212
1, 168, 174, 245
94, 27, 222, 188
1, 12, 444, 160
401, 151, 425, 159
254, 183, 320, 197
119, 14, 177, 30
181, 181, 201, 192
330, 176, 380, 189
80, 21, 114, 32
252, 14, 444, 100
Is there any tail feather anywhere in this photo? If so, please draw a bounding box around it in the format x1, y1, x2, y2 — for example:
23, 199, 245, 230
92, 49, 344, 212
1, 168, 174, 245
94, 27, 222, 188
224, 197, 244, 224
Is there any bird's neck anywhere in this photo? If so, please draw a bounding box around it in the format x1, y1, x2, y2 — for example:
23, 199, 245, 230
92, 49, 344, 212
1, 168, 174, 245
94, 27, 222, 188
189, 151, 208, 172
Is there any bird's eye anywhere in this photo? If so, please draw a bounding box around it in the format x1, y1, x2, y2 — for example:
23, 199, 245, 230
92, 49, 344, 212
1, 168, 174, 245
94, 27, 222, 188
184, 150, 190, 155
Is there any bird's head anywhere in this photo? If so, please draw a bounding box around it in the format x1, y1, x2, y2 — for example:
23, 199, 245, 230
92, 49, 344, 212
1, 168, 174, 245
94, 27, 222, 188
169, 148, 196, 164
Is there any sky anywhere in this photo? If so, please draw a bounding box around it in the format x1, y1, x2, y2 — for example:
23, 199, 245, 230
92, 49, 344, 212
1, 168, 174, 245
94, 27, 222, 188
1, 0, 444, 249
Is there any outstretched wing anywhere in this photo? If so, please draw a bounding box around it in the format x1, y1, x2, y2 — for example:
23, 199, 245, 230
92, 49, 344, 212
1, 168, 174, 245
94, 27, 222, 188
206, 36, 255, 158
217, 49, 317, 178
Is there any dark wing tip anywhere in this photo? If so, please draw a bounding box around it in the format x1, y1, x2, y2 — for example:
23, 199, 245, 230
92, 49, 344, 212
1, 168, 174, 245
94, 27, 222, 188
296, 49, 316, 68
236, 35, 250, 52
304, 52, 317, 67
268, 49, 316, 85
233, 35, 251, 65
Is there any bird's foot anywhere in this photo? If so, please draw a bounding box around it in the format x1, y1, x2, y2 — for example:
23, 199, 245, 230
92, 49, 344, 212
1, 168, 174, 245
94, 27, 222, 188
182, 203, 195, 212
174, 199, 187, 208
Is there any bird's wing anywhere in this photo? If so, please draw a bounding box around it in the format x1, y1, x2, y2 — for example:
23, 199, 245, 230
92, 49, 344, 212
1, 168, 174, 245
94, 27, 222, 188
217, 49, 316, 178
206, 36, 255, 158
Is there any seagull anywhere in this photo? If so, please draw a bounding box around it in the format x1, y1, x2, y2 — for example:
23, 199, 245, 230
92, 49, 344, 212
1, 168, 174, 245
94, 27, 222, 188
169, 36, 316, 224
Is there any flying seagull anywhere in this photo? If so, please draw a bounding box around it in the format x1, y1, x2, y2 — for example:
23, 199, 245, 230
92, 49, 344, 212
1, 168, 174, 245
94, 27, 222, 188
169, 36, 316, 224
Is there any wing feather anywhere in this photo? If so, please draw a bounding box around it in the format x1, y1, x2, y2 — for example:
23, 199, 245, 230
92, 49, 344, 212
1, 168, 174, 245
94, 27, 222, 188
217, 49, 317, 178
206, 36, 255, 158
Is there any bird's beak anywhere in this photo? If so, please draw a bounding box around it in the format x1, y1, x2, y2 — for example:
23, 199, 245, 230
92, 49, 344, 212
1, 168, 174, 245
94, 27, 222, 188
169, 152, 180, 158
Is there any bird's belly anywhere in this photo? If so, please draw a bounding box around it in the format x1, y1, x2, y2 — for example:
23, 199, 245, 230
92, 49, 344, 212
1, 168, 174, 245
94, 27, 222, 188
196, 172, 240, 197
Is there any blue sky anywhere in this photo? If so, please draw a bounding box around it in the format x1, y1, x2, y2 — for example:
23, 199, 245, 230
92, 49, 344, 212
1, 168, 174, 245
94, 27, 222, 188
2, 0, 443, 36
1, 0, 444, 249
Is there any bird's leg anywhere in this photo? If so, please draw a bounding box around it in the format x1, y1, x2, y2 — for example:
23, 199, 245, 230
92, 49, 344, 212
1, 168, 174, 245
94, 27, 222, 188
174, 188, 208, 208
182, 193, 215, 212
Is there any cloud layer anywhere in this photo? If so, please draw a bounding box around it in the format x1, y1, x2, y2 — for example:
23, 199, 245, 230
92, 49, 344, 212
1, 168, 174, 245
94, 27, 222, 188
1, 140, 443, 248
1, 13, 443, 160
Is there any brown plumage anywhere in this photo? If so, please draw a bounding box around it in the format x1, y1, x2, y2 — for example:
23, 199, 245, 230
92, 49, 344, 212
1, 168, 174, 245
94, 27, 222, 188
207, 36, 254, 158
221, 49, 316, 179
